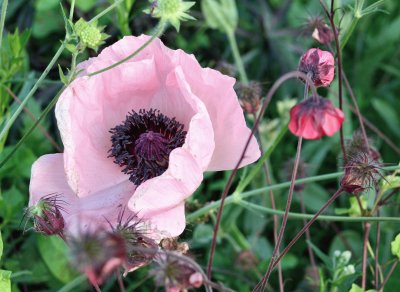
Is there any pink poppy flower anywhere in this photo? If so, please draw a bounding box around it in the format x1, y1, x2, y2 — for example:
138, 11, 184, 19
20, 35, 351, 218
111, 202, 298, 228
288, 96, 344, 140
299, 48, 335, 87
29, 35, 260, 239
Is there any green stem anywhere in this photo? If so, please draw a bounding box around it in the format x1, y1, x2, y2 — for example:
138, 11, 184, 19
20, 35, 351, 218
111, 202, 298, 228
227, 30, 249, 85
88, 21, 166, 77
0, 42, 66, 143
340, 16, 359, 51
69, 0, 76, 21
88, 0, 124, 24
0, 0, 9, 64
238, 200, 400, 223
187, 165, 400, 222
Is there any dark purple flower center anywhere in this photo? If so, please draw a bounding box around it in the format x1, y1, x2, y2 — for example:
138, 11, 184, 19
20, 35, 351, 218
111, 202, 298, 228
109, 109, 187, 185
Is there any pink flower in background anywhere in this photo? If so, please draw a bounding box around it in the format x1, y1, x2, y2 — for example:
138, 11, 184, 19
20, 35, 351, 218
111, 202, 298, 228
29, 35, 260, 239
299, 48, 335, 87
288, 96, 344, 140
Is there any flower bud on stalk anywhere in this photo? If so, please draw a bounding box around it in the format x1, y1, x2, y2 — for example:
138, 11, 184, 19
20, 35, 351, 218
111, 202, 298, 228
340, 152, 382, 194
27, 194, 65, 236
298, 48, 335, 87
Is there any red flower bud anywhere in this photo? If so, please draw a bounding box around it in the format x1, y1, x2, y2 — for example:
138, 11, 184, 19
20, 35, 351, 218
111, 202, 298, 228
289, 96, 344, 140
299, 48, 335, 87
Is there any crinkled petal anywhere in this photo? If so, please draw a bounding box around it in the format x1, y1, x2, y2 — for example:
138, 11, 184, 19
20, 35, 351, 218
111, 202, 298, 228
149, 203, 186, 238
29, 154, 77, 208
176, 52, 260, 170
321, 108, 345, 136
129, 147, 202, 218
56, 57, 161, 197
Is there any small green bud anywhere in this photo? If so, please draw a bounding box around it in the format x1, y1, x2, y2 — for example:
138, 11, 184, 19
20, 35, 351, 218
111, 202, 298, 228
148, 0, 195, 32
391, 233, 400, 259
74, 18, 109, 51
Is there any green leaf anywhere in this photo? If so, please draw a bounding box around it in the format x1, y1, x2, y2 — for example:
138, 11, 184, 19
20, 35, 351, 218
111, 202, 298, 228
37, 235, 77, 283
201, 0, 238, 33
371, 99, 400, 139
391, 233, 400, 259
192, 224, 214, 246
0, 270, 11, 292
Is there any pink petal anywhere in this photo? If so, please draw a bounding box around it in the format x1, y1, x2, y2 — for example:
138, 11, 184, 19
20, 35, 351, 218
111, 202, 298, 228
128, 147, 202, 217
177, 52, 260, 170
148, 203, 186, 237
56, 57, 161, 197
29, 154, 77, 208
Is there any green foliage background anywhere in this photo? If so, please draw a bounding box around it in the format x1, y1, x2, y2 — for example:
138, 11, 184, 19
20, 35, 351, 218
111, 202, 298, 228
0, 0, 399, 291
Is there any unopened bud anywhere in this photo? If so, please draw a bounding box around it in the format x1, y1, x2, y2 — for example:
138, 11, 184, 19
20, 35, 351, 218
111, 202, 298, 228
28, 194, 65, 236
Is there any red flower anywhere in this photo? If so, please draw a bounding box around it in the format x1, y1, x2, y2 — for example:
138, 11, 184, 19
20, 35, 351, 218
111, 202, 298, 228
299, 48, 335, 87
289, 96, 344, 140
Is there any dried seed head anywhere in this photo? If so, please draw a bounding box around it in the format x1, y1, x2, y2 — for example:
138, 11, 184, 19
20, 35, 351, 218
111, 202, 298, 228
26, 194, 66, 236
69, 230, 126, 285
307, 16, 334, 44
151, 252, 203, 291
346, 130, 380, 161
237, 81, 263, 114
110, 209, 158, 274
341, 152, 382, 194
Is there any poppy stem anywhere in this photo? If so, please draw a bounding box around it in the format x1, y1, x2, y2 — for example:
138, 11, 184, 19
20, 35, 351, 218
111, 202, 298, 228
206, 71, 317, 279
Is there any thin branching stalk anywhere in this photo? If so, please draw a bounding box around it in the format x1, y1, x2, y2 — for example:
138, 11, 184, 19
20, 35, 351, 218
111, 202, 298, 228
0, 42, 66, 143
379, 260, 399, 291
299, 190, 317, 270
116, 270, 126, 292
206, 71, 317, 279
362, 222, 371, 290
375, 210, 382, 290
341, 68, 370, 150
346, 103, 400, 155
271, 188, 344, 270
255, 137, 303, 291
252, 113, 284, 292
188, 165, 400, 222
320, 0, 347, 163
3, 86, 61, 151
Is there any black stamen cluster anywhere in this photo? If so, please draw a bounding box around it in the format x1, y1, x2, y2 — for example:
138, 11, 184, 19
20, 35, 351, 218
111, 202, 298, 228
109, 109, 187, 185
